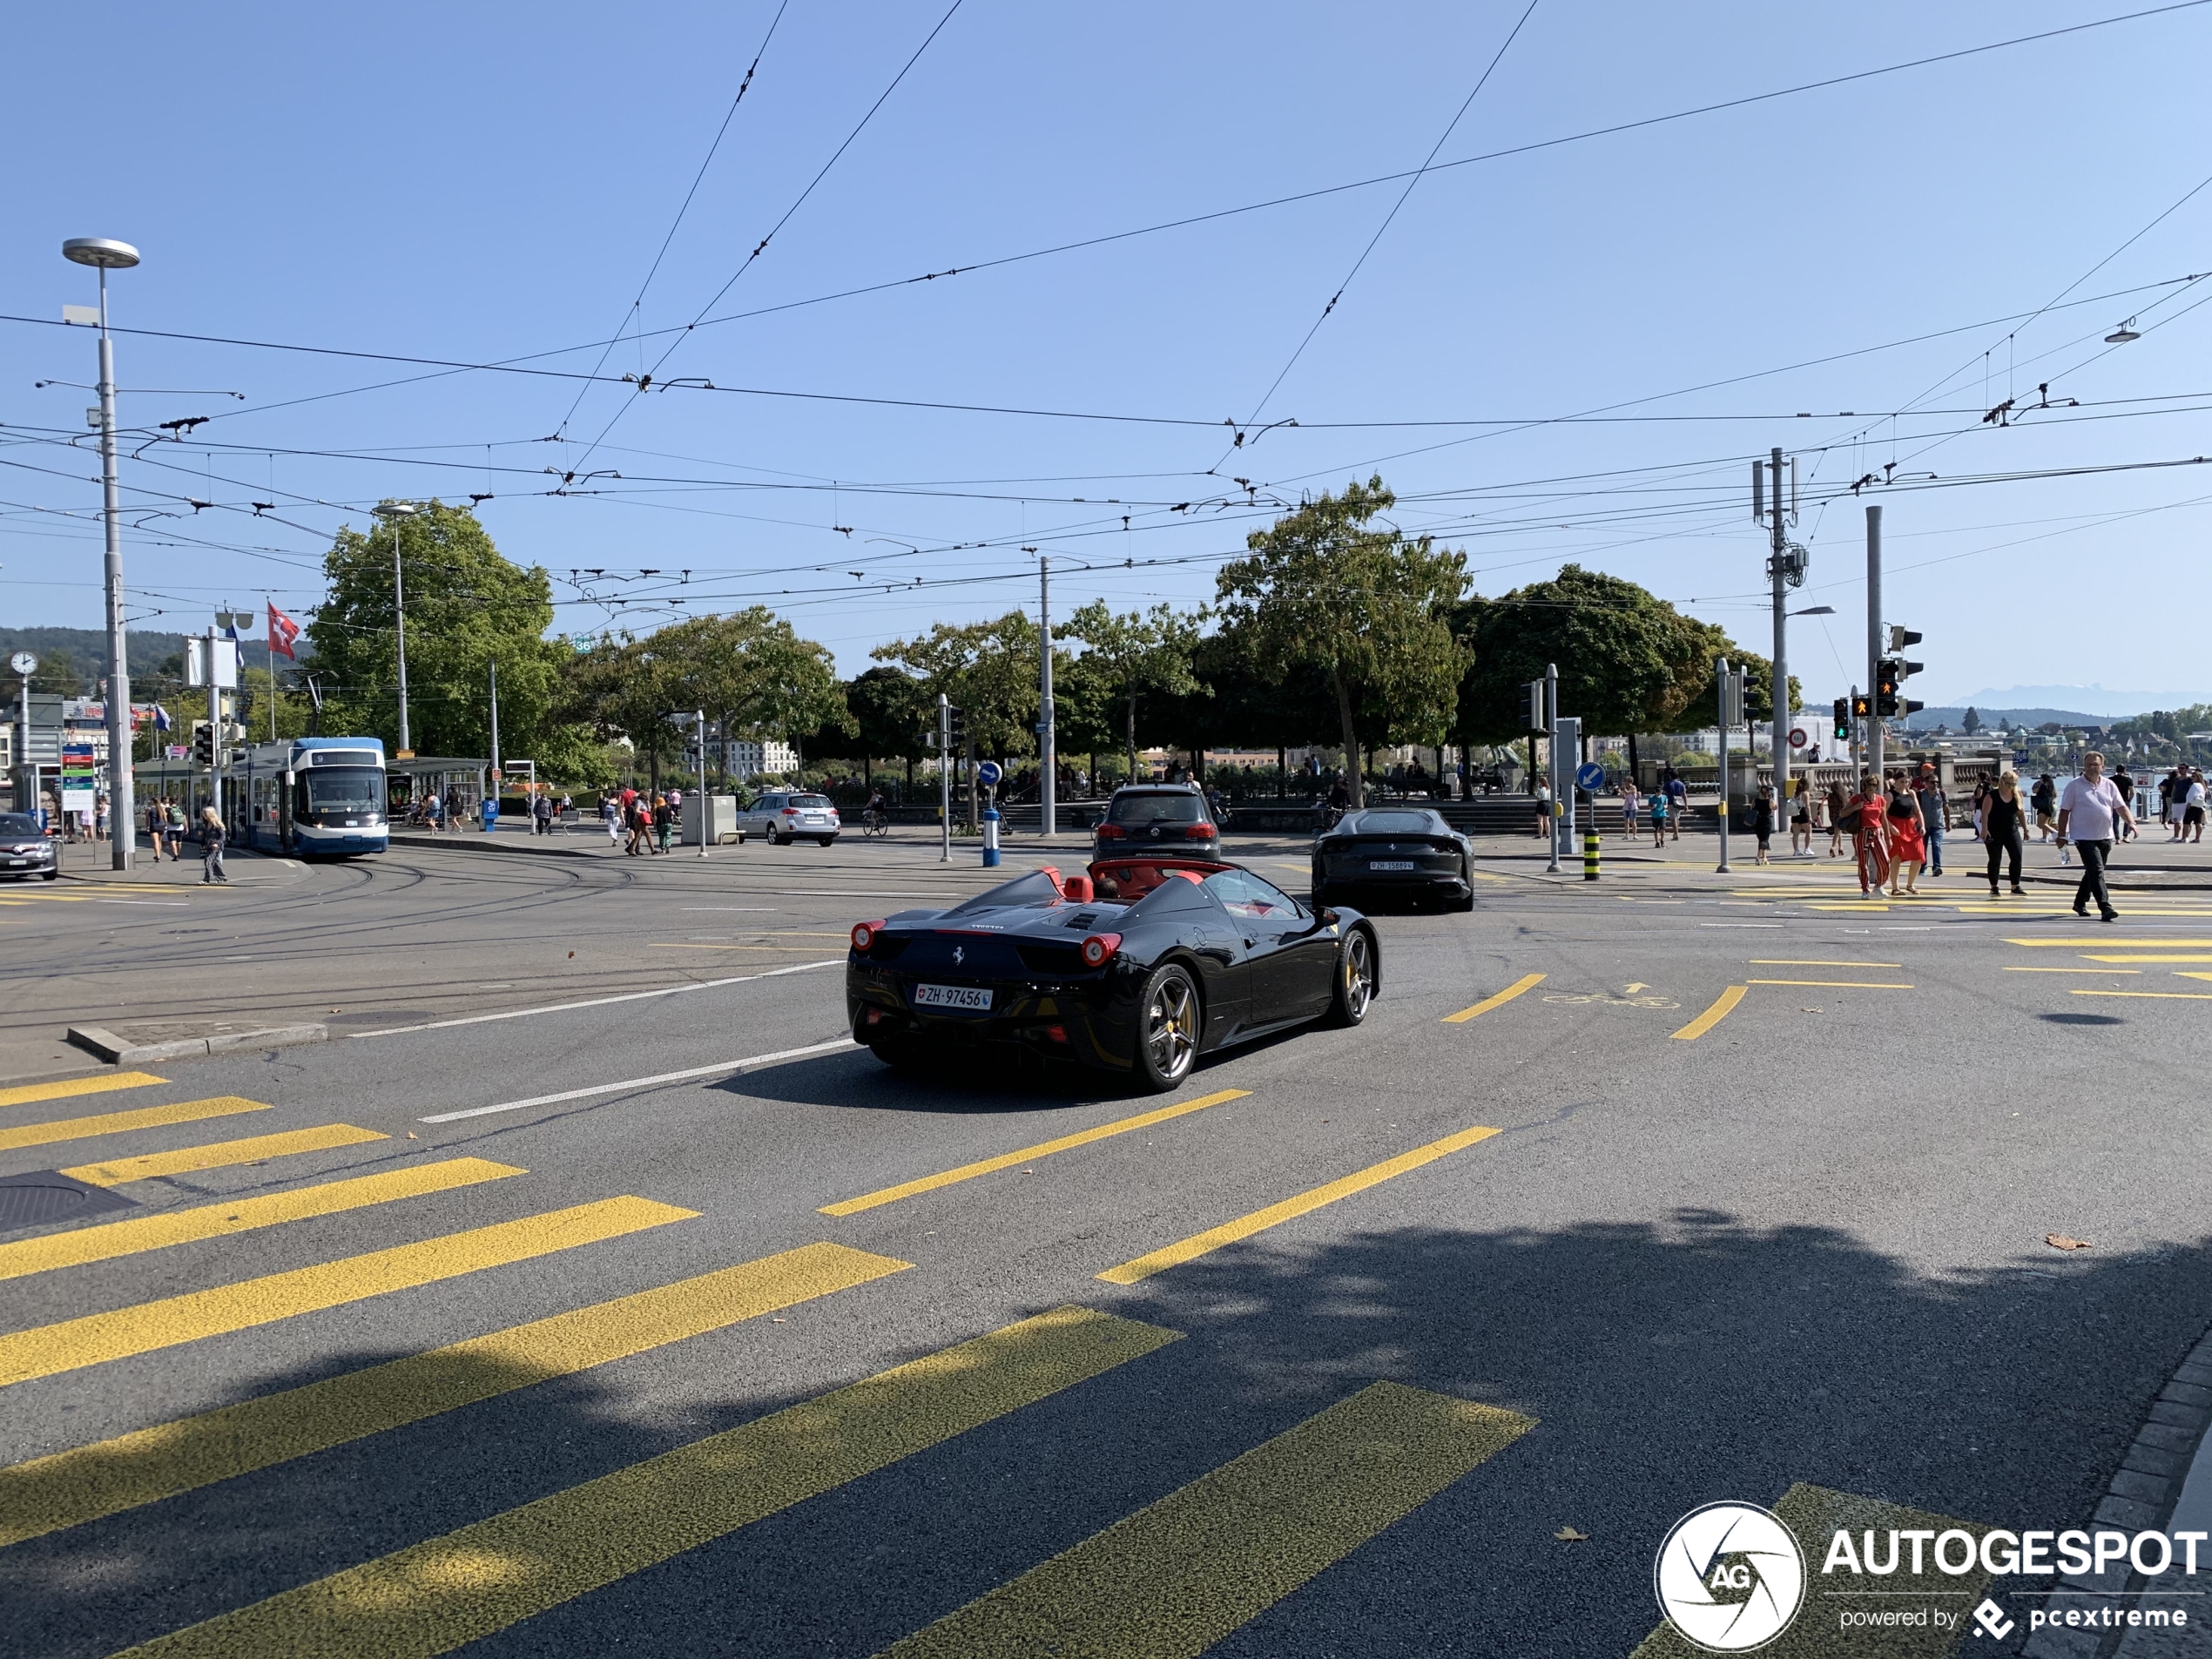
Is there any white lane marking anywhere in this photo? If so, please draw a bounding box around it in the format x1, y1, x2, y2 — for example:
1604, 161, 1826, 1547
354, 959, 842, 1039
1699, 922, 1784, 928
681, 907, 780, 912
93, 900, 192, 907
421, 1036, 860, 1123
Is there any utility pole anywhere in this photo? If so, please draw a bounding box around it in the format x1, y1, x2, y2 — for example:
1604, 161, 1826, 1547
1767, 448, 1791, 812
64, 239, 139, 870
1037, 555, 1055, 837
1543, 661, 1562, 874
938, 692, 951, 864
1716, 657, 1735, 873
1865, 505, 1885, 781
376, 502, 419, 755
487, 658, 501, 806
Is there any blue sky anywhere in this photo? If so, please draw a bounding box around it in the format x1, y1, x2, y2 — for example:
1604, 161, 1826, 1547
4, 0, 2209, 716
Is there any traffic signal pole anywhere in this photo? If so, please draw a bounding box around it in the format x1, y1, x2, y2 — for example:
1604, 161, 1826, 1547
938, 693, 951, 863
1865, 505, 1885, 780
1767, 448, 1791, 816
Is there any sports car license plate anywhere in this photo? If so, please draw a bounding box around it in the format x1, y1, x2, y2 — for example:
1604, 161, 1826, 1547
1367, 859, 1417, 871
913, 982, 992, 1012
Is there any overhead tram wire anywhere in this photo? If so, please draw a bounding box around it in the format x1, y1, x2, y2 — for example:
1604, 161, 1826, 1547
550, 0, 793, 443
8, 3, 2198, 441
566, 0, 967, 469
1235, 0, 1541, 442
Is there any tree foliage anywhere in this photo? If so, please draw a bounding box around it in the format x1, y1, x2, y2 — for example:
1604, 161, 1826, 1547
1055, 600, 1203, 776
1214, 477, 1466, 805
307, 501, 597, 774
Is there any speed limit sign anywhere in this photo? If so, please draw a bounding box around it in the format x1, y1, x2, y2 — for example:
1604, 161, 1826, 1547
1787, 727, 1808, 749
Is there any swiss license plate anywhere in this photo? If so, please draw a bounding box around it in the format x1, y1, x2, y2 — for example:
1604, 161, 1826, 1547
1367, 859, 1417, 871
914, 982, 992, 1012
3, 859, 23, 867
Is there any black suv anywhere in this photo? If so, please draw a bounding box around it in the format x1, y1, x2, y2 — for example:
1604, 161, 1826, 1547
1092, 784, 1221, 857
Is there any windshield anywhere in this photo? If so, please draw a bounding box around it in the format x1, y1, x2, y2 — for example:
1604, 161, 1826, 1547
1352, 811, 1436, 833
0, 814, 43, 837
304, 770, 382, 813
942, 867, 1062, 915
789, 794, 833, 810
1109, 792, 1204, 825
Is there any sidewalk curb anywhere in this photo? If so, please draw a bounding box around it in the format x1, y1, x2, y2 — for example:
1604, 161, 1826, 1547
2020, 1315, 2212, 1658
65, 1022, 328, 1064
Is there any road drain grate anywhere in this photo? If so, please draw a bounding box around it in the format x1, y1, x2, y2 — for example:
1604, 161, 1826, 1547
0, 1173, 142, 1232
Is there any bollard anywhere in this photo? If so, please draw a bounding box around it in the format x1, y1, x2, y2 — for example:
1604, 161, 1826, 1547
1582, 823, 1600, 881
981, 805, 1001, 867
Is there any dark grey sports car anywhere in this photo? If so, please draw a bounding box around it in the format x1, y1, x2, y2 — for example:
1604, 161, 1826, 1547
846, 856, 1379, 1091
1311, 806, 1475, 911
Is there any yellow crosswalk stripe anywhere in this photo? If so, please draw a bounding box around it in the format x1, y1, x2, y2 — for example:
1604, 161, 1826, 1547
1670, 985, 1747, 1040
2082, 954, 2212, 963
823, 1089, 1251, 1215
61, 1123, 388, 1187
2008, 937, 2212, 946
0, 1070, 165, 1110
1745, 978, 1913, 989
111, 1305, 1179, 1659
1441, 973, 1545, 1022
0, 1196, 692, 1390
0, 1096, 269, 1155
0, 1241, 909, 1546
1098, 1124, 1501, 1285
2071, 989, 2212, 1001
0, 1158, 525, 1282
877, 1380, 1533, 1659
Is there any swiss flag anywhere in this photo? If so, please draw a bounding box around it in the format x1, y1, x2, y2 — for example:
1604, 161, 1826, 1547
267, 602, 302, 660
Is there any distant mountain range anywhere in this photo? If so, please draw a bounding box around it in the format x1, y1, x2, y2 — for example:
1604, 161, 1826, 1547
1930, 685, 2207, 719
0, 626, 193, 689
1905, 705, 2108, 732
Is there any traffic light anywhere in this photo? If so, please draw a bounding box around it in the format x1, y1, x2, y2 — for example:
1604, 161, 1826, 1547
1886, 625, 1923, 652
191, 722, 215, 766
1851, 693, 1873, 719
1518, 678, 1548, 734
1832, 698, 1851, 741
1874, 660, 1901, 717
946, 704, 965, 749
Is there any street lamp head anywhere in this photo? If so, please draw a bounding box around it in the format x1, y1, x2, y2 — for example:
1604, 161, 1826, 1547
1791, 604, 1837, 617
62, 238, 140, 270
373, 502, 419, 520
2105, 319, 2141, 344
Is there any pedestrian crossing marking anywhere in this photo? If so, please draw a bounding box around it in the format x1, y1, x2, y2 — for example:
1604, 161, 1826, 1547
823, 1089, 1251, 1215
1441, 973, 1545, 1022
0, 1071, 165, 1110
1748, 961, 1902, 968
109, 1305, 1178, 1659
2010, 938, 2212, 946
0, 1158, 525, 1282
1745, 979, 1914, 989
0, 1195, 693, 1390
2080, 954, 2212, 962
1671, 985, 1747, 1040
1098, 1124, 1501, 1285
2001, 966, 2141, 973
0, 1096, 271, 1156
60, 1123, 388, 1187
2071, 989, 2212, 1001
0, 1241, 909, 1547
875, 1380, 1534, 1659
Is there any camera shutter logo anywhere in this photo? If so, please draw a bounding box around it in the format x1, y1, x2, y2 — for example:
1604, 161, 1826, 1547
1654, 1501, 1806, 1651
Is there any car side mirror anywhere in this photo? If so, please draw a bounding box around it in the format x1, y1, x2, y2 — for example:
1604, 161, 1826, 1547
1318, 907, 1341, 927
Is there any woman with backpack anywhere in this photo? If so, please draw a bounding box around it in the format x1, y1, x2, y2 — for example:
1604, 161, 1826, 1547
1885, 779, 1925, 896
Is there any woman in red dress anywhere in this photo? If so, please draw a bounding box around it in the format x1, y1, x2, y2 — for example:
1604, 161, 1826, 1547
1885, 782, 1925, 895
1850, 774, 1890, 895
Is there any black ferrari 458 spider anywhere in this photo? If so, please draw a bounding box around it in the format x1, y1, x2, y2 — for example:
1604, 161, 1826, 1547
846, 856, 1379, 1090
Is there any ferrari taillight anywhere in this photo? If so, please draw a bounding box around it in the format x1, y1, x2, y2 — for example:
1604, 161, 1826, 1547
1079, 932, 1123, 968
852, 920, 886, 953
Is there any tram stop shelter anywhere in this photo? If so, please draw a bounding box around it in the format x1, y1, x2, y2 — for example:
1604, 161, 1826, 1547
386, 756, 489, 822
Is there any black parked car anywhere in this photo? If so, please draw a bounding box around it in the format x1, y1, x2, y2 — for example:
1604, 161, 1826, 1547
0, 813, 58, 881
1312, 806, 1474, 911
846, 856, 1378, 1091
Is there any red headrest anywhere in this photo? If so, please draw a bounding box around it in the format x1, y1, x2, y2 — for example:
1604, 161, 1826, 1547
1061, 874, 1093, 902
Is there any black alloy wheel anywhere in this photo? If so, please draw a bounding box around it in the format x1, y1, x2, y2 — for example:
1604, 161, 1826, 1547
1325, 927, 1377, 1027
1134, 961, 1202, 1092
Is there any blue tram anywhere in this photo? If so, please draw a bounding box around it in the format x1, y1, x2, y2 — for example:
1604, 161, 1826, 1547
135, 737, 388, 858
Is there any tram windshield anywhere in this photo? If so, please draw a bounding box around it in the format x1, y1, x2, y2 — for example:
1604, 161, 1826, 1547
301, 769, 382, 814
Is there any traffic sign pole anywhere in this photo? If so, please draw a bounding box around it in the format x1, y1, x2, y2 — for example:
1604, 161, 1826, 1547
977, 759, 1003, 867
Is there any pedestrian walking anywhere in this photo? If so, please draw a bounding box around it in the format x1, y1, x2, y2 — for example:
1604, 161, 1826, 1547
532, 791, 554, 836
1789, 777, 1814, 858
1826, 779, 1851, 858
1846, 773, 1889, 895
1984, 771, 2028, 895
2185, 767, 2207, 845
1532, 779, 1552, 840
94, 792, 108, 841
2112, 765, 2137, 840
1751, 785, 1776, 865
624, 795, 649, 856
2031, 773, 2059, 840
199, 806, 228, 884
1619, 779, 1640, 840
1913, 771, 1946, 879
602, 794, 621, 846
1647, 786, 1669, 849
655, 792, 674, 853
1885, 781, 1925, 896
1664, 772, 1688, 841
146, 797, 169, 860
2055, 750, 2135, 922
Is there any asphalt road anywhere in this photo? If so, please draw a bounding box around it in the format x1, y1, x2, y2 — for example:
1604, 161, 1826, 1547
5, 826, 2212, 1657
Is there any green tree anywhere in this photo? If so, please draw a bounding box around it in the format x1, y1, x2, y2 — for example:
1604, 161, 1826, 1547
1214, 478, 1466, 808
1962, 706, 1981, 734
835, 666, 932, 787
1058, 601, 1204, 783
307, 501, 596, 776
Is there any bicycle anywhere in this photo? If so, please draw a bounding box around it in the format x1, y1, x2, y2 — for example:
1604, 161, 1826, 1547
860, 807, 890, 838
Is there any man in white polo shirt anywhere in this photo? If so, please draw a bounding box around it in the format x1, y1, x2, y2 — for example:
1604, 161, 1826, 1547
2055, 750, 2136, 921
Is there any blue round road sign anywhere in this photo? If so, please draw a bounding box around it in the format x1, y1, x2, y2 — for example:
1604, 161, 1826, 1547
976, 760, 1004, 787
1575, 762, 1605, 791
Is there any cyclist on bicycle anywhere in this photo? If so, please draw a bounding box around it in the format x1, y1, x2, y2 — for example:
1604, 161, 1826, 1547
863, 786, 887, 834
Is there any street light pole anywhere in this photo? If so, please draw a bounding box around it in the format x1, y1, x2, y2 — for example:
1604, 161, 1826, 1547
1038, 555, 1055, 838
64, 238, 140, 870
1767, 448, 1791, 815
376, 502, 419, 754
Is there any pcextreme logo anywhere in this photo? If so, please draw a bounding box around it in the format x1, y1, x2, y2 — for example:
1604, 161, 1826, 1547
1654, 1502, 1807, 1652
